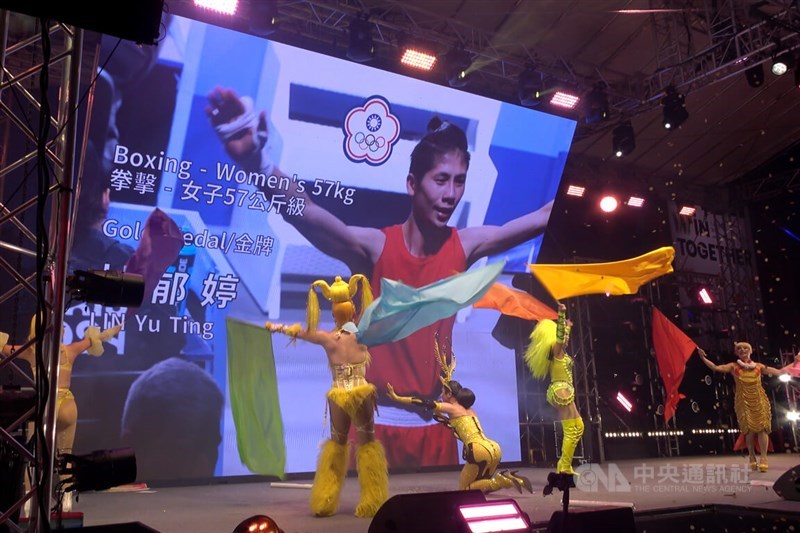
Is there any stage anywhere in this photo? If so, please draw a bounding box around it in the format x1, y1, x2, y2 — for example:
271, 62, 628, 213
70, 454, 800, 532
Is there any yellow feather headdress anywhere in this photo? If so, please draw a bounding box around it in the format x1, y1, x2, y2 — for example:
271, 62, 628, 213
306, 274, 374, 332
434, 333, 456, 391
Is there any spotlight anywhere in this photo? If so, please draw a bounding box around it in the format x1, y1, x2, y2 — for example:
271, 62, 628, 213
58, 448, 137, 492
616, 391, 633, 412
550, 89, 581, 109
698, 287, 713, 304
400, 48, 437, 71
787, 410, 800, 422
458, 500, 531, 532
584, 82, 609, 123
678, 205, 696, 216
233, 514, 284, 533
517, 65, 544, 107
248, 0, 278, 36
347, 14, 375, 63
771, 49, 794, 76
566, 185, 586, 197
662, 85, 688, 129
599, 195, 619, 213
779, 373, 792, 383
194, 0, 238, 15
66, 270, 145, 307
626, 196, 645, 207
444, 48, 473, 87
612, 121, 635, 157
745, 63, 765, 88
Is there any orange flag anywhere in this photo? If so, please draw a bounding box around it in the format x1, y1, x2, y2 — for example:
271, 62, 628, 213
651, 306, 697, 422
473, 283, 558, 321
528, 246, 675, 300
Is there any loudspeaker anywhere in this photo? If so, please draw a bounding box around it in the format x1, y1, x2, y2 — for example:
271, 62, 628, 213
368, 490, 486, 533
773, 464, 800, 501
547, 506, 635, 533
0, 1, 164, 45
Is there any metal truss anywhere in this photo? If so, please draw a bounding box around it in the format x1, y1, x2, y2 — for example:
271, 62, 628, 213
644, 0, 800, 105
517, 362, 551, 466
241, 0, 800, 127
0, 11, 83, 532
569, 290, 605, 464
709, 208, 769, 352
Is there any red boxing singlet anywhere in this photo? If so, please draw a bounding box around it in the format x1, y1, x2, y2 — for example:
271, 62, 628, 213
366, 225, 467, 398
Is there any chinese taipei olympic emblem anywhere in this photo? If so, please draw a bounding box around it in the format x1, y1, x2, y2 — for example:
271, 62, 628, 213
342, 96, 400, 165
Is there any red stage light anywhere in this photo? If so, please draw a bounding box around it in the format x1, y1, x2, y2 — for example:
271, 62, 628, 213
599, 195, 619, 213
232, 515, 283, 533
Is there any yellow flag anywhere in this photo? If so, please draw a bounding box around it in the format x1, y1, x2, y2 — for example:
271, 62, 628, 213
528, 246, 675, 300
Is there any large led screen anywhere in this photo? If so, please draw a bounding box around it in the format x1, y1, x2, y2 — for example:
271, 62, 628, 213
66, 14, 576, 482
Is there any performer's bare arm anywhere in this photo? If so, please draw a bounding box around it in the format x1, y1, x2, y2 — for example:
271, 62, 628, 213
460, 200, 553, 266
697, 348, 733, 373
762, 364, 787, 377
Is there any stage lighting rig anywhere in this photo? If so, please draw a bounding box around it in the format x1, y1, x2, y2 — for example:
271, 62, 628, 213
584, 82, 609, 123
66, 270, 145, 307
745, 63, 765, 88
248, 0, 279, 36
347, 13, 375, 63
661, 86, 688, 130
517, 65, 544, 107
57, 448, 137, 493
444, 48, 474, 88
612, 121, 635, 157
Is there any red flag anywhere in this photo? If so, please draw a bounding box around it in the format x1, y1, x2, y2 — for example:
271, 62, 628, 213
651, 306, 697, 422
473, 283, 558, 321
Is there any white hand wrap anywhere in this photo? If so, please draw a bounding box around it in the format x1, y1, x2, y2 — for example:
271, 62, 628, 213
213, 96, 273, 176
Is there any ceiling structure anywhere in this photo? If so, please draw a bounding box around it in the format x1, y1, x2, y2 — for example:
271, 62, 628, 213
176, 0, 800, 204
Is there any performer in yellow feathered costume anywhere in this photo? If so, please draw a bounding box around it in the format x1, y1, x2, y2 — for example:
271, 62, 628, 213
524, 302, 584, 475
386, 336, 533, 495
2, 314, 122, 511
266, 274, 388, 518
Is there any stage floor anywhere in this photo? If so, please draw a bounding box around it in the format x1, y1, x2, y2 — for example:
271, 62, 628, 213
75, 454, 800, 532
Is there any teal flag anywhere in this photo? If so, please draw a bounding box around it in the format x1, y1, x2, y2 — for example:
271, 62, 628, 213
356, 260, 505, 347
226, 318, 286, 477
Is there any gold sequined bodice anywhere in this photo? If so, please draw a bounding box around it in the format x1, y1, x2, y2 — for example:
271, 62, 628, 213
330, 360, 368, 390
448, 415, 487, 445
